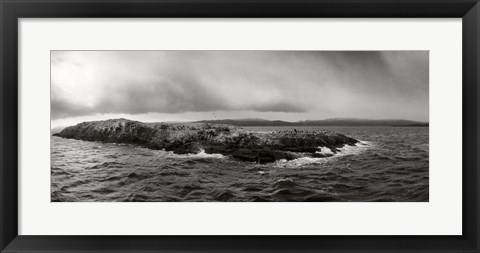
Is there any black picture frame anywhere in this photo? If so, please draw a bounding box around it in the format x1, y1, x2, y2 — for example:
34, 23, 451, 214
1, 0, 479, 252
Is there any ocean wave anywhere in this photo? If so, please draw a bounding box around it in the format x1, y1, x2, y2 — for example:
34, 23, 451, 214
273, 141, 372, 168
335, 141, 372, 156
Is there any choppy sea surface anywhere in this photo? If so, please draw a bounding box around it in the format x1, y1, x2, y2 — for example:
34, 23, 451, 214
51, 126, 428, 202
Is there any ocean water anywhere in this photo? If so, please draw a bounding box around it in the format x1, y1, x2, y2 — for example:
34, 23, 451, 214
51, 126, 429, 202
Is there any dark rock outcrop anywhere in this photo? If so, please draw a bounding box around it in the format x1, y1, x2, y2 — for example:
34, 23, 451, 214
53, 118, 358, 163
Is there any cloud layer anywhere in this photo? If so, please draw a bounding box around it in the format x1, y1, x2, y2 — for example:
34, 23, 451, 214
51, 51, 428, 121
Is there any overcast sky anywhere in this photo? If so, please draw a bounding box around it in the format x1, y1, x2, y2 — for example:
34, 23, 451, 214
51, 51, 428, 128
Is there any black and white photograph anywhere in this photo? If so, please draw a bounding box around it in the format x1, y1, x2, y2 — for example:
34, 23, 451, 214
51, 50, 429, 202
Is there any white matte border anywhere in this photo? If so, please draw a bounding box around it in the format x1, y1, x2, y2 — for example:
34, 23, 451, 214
19, 18, 462, 235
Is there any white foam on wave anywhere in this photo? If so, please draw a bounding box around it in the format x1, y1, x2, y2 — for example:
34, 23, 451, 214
155, 141, 372, 164
316, 147, 334, 155
273, 157, 329, 168
186, 149, 225, 159
156, 149, 226, 159
335, 141, 372, 156
274, 141, 373, 168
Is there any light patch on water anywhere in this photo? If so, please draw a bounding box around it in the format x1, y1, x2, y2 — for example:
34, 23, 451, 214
248, 130, 275, 134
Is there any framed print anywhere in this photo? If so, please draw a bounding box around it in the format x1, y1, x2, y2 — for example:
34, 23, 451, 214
1, 0, 479, 252
49, 49, 429, 203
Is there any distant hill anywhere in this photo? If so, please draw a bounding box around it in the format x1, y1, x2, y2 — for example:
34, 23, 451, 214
195, 118, 429, 127
195, 119, 294, 126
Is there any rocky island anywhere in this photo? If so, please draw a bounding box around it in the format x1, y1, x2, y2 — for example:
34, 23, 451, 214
53, 118, 358, 164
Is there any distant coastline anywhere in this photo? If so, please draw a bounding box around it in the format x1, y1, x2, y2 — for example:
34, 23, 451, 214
51, 118, 429, 133
195, 118, 429, 127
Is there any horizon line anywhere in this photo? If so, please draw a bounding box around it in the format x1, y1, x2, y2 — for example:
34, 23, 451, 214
51, 117, 429, 129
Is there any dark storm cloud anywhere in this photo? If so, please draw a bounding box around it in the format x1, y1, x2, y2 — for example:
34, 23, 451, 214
51, 51, 428, 121
51, 76, 230, 118
51, 97, 92, 120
